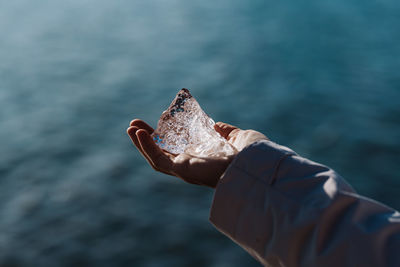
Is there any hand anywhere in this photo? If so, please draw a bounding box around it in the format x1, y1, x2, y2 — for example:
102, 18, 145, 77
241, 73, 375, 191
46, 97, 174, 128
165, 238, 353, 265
127, 119, 267, 188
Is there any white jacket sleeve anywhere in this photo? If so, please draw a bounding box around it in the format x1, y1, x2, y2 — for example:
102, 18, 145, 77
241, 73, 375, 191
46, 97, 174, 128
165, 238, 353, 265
210, 140, 400, 267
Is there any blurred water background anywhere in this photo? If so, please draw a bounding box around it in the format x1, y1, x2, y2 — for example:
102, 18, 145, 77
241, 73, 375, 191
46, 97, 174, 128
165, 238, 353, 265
1, 0, 400, 266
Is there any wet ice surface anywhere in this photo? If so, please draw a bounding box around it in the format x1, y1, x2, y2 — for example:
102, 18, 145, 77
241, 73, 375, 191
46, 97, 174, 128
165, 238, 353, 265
152, 89, 237, 157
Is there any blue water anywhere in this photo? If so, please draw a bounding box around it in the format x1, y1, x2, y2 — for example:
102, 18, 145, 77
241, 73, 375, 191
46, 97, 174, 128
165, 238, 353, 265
1, 0, 399, 266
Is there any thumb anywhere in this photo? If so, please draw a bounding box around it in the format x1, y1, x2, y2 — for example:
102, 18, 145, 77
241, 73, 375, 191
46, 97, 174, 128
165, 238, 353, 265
214, 122, 239, 140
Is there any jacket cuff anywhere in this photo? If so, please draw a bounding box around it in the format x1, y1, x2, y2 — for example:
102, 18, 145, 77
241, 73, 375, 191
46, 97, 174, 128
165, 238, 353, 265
209, 140, 295, 241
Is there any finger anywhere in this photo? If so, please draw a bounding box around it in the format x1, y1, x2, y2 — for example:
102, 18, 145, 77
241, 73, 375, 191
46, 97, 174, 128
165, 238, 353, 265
214, 122, 239, 140
127, 126, 143, 151
128, 126, 175, 176
127, 126, 138, 137
127, 126, 140, 147
130, 119, 154, 134
127, 126, 154, 163
136, 129, 173, 172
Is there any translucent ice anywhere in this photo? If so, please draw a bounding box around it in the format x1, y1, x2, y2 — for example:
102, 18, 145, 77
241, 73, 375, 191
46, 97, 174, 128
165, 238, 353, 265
151, 88, 237, 157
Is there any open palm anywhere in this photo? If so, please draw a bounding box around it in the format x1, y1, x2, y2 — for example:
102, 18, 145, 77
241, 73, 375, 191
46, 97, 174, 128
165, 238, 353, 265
127, 119, 267, 188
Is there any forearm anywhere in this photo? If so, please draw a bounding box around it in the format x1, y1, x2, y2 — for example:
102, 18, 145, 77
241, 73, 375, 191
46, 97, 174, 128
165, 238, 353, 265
210, 140, 400, 267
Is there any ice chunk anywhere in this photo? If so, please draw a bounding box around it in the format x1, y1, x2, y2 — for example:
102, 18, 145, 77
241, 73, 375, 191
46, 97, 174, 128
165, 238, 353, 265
151, 88, 237, 157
